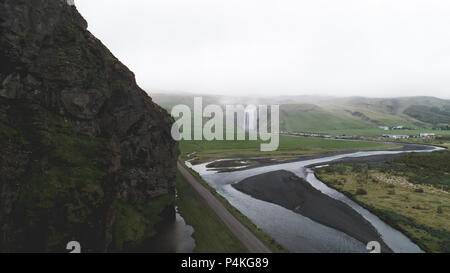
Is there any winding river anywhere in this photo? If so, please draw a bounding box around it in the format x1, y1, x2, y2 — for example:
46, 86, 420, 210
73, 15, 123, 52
186, 145, 444, 253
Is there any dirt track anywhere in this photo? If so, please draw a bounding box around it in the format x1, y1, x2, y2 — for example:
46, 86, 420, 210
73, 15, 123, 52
177, 162, 272, 253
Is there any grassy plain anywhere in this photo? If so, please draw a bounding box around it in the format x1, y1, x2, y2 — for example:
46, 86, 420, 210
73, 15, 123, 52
314, 128, 450, 137
315, 151, 450, 252
179, 135, 401, 163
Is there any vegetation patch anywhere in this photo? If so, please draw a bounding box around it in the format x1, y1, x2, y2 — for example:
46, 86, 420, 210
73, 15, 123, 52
6, 105, 111, 252
180, 135, 400, 164
176, 172, 247, 253
404, 105, 450, 126
112, 194, 174, 251
315, 153, 450, 253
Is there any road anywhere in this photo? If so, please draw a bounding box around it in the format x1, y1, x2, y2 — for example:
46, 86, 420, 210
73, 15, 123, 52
177, 162, 272, 253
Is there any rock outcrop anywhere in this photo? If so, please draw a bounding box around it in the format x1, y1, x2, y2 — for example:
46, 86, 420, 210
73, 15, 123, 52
0, 0, 178, 252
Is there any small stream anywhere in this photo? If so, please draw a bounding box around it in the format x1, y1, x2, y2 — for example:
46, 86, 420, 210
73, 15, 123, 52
187, 145, 444, 253
142, 207, 196, 253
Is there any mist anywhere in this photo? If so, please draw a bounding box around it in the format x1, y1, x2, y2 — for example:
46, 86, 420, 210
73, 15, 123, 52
76, 0, 450, 99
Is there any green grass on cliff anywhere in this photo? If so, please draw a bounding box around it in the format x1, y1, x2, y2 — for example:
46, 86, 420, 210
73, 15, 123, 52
112, 194, 175, 251
1, 104, 173, 252
0, 121, 17, 138
176, 172, 247, 253
9, 106, 111, 252
0, 121, 29, 146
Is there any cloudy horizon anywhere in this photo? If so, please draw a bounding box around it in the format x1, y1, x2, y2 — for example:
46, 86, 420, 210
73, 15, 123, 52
77, 0, 450, 99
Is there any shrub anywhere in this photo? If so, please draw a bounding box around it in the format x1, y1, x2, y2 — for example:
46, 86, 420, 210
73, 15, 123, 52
330, 179, 343, 186
414, 188, 424, 193
333, 164, 346, 175
356, 189, 367, 195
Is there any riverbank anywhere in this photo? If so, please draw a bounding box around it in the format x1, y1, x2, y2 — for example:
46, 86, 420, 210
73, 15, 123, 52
233, 170, 392, 253
178, 163, 287, 253
180, 135, 402, 165
185, 143, 442, 252
176, 172, 247, 253
204, 142, 433, 173
314, 150, 450, 252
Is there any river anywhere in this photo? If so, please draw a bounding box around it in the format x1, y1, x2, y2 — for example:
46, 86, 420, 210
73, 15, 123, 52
186, 145, 444, 253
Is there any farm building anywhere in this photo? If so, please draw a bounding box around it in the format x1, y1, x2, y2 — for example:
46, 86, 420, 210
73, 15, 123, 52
420, 133, 437, 138
382, 134, 410, 139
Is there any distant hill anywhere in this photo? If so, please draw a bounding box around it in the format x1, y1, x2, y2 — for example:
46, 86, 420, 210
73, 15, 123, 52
151, 93, 450, 134
404, 105, 450, 126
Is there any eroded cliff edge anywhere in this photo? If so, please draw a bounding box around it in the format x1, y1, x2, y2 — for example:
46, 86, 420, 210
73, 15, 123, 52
0, 0, 178, 252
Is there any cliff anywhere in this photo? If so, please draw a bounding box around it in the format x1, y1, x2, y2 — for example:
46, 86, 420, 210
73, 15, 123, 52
0, 0, 178, 252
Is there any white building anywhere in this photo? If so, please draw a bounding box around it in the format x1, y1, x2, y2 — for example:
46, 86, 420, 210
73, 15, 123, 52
420, 133, 437, 138
383, 134, 410, 139
392, 126, 404, 130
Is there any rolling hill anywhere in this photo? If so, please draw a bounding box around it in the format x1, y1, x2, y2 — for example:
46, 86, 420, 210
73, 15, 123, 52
151, 93, 450, 135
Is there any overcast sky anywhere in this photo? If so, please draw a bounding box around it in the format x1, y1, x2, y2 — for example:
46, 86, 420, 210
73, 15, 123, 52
76, 0, 450, 99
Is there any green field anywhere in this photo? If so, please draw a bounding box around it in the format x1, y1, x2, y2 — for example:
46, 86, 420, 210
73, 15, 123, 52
279, 104, 371, 132
313, 128, 450, 137
315, 151, 450, 253
176, 172, 247, 253
385, 136, 450, 148
180, 135, 401, 163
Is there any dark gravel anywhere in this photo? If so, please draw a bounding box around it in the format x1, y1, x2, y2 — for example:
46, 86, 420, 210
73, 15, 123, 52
233, 170, 393, 253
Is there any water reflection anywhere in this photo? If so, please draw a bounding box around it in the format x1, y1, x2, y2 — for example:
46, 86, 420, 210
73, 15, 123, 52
140, 207, 196, 253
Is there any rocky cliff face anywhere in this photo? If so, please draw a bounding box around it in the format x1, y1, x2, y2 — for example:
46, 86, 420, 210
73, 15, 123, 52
0, 0, 178, 252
